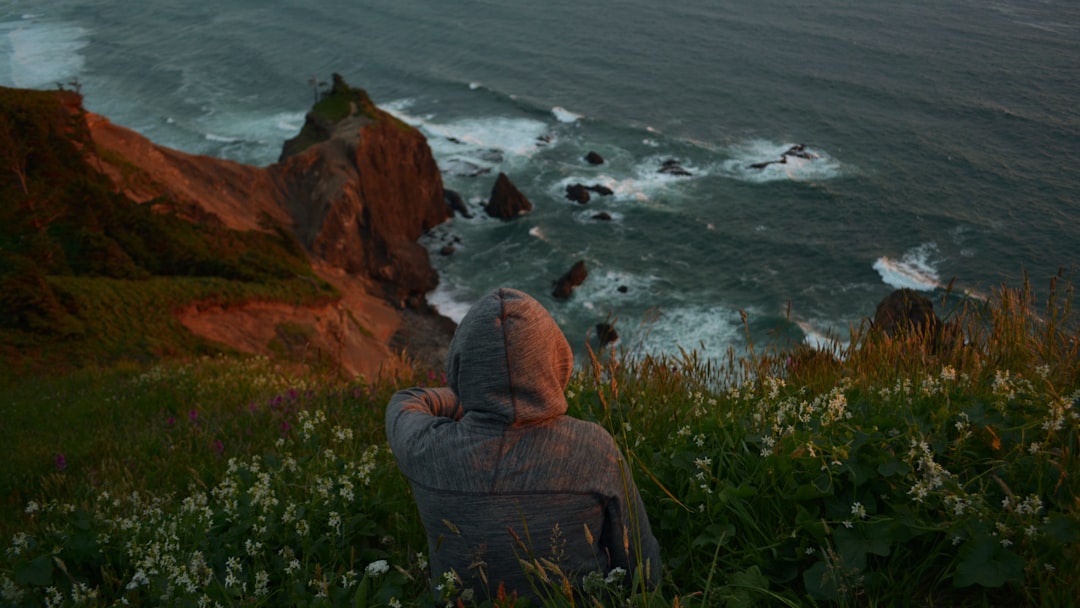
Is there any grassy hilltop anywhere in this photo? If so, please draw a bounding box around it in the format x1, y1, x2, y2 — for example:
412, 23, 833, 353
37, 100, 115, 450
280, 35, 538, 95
1, 275, 1077, 607
1, 86, 1078, 607
0, 86, 337, 380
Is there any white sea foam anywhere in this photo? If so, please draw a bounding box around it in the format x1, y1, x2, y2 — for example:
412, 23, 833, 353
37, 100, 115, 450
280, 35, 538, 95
204, 132, 241, 143
383, 99, 550, 172
5, 20, 87, 89
720, 139, 842, 183
630, 304, 744, 356
426, 282, 476, 324
873, 243, 942, 291
796, 320, 848, 352
551, 106, 582, 123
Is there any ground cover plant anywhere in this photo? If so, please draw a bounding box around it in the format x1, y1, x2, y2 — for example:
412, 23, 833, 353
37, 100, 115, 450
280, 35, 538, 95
1, 276, 1077, 607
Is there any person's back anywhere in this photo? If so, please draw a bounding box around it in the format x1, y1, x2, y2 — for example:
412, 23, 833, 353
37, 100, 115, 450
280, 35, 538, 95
385, 287, 660, 602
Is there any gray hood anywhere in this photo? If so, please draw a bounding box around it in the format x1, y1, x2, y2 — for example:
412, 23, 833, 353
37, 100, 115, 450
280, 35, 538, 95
446, 287, 573, 425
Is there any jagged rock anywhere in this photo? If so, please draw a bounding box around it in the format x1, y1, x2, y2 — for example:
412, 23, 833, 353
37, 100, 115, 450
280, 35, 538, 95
485, 172, 533, 219
659, 158, 692, 176
439, 245, 456, 256
592, 212, 613, 221
36, 76, 455, 378
552, 260, 588, 299
587, 184, 614, 196
596, 322, 619, 347
783, 143, 818, 160
90, 73, 450, 305
445, 189, 472, 218
566, 184, 591, 204
585, 151, 605, 165
749, 144, 820, 170
872, 288, 940, 338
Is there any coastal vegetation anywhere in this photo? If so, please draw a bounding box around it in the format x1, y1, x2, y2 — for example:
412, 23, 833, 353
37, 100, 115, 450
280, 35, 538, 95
0, 86, 337, 379
1, 274, 1076, 607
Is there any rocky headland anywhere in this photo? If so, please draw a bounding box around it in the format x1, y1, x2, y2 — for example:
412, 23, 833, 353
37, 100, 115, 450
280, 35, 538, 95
4, 75, 457, 377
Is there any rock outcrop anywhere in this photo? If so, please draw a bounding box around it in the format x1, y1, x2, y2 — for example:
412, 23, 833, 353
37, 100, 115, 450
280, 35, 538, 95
871, 288, 962, 353
596, 322, 619, 347
872, 288, 940, 338
485, 172, 533, 219
552, 260, 588, 299
81, 74, 455, 374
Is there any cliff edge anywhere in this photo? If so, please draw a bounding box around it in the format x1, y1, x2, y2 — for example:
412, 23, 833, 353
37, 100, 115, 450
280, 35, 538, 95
6, 76, 454, 377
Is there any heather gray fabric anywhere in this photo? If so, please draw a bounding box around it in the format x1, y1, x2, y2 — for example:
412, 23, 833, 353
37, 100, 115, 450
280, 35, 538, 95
386, 287, 661, 602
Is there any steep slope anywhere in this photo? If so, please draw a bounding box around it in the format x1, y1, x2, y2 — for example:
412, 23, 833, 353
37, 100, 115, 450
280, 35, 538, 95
1, 76, 454, 378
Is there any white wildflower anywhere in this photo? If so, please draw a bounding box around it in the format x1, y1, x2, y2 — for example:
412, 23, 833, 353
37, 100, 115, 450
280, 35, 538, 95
851, 502, 867, 519
366, 560, 390, 577
604, 566, 627, 584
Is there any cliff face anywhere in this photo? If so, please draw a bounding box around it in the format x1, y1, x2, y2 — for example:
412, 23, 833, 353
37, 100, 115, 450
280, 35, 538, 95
80, 77, 453, 375
273, 115, 447, 304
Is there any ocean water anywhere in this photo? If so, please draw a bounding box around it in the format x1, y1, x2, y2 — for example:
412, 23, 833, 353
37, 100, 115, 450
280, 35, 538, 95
3, 0, 1078, 360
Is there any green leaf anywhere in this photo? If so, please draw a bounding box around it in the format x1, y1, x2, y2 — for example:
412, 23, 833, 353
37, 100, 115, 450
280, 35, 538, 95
834, 524, 891, 571
14, 554, 54, 586
877, 456, 910, 477
692, 522, 735, 548
954, 535, 1025, 588
803, 560, 839, 601
795, 504, 827, 541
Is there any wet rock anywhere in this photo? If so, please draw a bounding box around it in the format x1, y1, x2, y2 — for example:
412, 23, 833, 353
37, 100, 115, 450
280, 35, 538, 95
596, 322, 619, 347
585, 151, 605, 165
592, 212, 613, 221
552, 260, 588, 299
872, 288, 940, 338
566, 184, 591, 204
444, 189, 472, 218
659, 158, 692, 176
485, 172, 533, 219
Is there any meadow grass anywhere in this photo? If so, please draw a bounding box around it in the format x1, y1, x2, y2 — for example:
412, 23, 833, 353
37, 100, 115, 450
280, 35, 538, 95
1, 276, 1077, 607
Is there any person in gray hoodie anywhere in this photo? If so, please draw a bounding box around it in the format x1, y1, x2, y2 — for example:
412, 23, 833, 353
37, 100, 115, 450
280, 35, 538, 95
386, 287, 661, 603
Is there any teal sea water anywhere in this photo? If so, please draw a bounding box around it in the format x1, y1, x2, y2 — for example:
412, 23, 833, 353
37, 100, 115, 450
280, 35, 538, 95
3, 0, 1078, 358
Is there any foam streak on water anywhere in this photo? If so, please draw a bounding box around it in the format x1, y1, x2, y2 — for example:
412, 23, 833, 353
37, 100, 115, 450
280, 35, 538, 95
2, 0, 1077, 359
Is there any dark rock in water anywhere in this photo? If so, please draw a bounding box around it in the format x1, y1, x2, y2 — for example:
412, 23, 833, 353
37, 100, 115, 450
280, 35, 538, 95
587, 184, 614, 196
617, 285, 628, 293
444, 189, 472, 218
485, 172, 533, 219
871, 288, 965, 352
596, 322, 619, 347
537, 133, 553, 145
659, 158, 692, 176
552, 260, 588, 299
443, 158, 491, 177
566, 184, 591, 204
872, 288, 939, 338
749, 144, 820, 170
592, 212, 613, 221
439, 245, 456, 256
749, 157, 787, 170
585, 151, 605, 165
477, 148, 505, 163
782, 143, 818, 160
